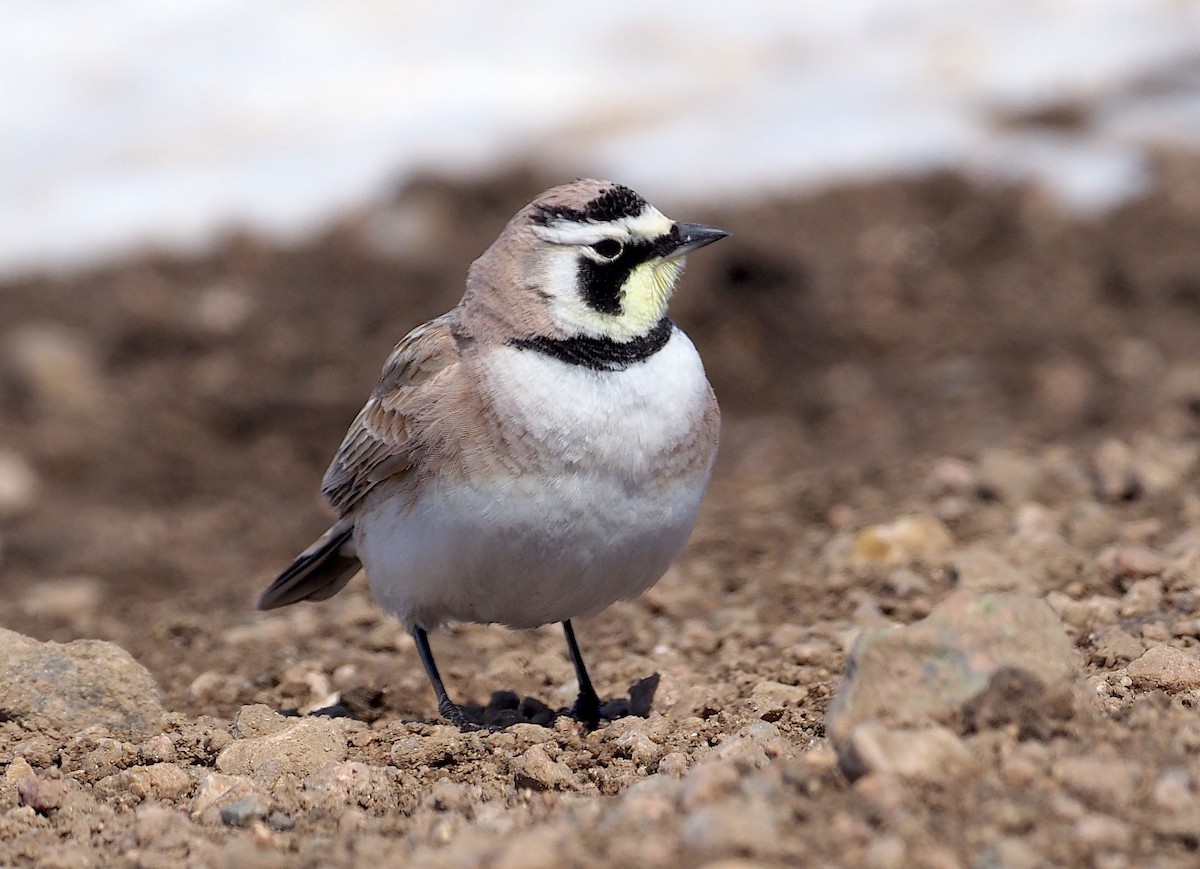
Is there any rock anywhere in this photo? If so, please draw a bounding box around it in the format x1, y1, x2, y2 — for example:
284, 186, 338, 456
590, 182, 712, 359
681, 797, 782, 858
1045, 592, 1120, 632
231, 704, 292, 739
389, 731, 462, 769
1032, 357, 1093, 421
425, 779, 481, 814
1126, 645, 1200, 693
302, 761, 395, 812
0, 451, 39, 521
139, 734, 178, 764
17, 775, 68, 815
1151, 768, 1194, 813
1, 756, 36, 809
950, 547, 1037, 594
826, 591, 1078, 745
16, 576, 103, 622
681, 759, 741, 808
850, 515, 954, 566
1092, 437, 1198, 502
513, 745, 576, 791
1119, 577, 1164, 616
1073, 814, 1132, 851
864, 833, 908, 869
0, 628, 165, 736
504, 722, 556, 745
190, 772, 268, 825
188, 671, 254, 707
1099, 547, 1169, 582
216, 718, 348, 785
747, 680, 809, 720
1063, 502, 1115, 550
1087, 626, 1145, 668
1002, 530, 1087, 592
970, 838, 1041, 869
1052, 755, 1138, 812
77, 737, 139, 781
3, 323, 103, 414
976, 448, 1042, 504
133, 803, 193, 848
837, 722, 973, 782
614, 730, 664, 767
219, 837, 290, 869
194, 283, 253, 335
1130, 437, 1199, 496
1093, 439, 1138, 501
713, 721, 794, 767
657, 751, 690, 777
95, 763, 193, 804
267, 811, 296, 832
960, 666, 1076, 740
930, 457, 977, 493
220, 795, 271, 828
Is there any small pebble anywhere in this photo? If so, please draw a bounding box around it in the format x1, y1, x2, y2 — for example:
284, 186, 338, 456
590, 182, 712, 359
850, 515, 954, 566
4, 323, 103, 414
220, 795, 270, 828
513, 745, 575, 791
0, 451, 39, 521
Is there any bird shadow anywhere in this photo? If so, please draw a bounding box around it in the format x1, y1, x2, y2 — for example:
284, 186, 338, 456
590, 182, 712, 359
299, 673, 660, 731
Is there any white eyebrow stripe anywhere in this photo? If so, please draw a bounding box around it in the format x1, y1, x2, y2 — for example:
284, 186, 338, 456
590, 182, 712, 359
531, 206, 674, 246
615, 207, 673, 239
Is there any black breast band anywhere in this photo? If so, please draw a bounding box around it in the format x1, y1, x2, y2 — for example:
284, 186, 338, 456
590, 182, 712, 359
509, 318, 674, 371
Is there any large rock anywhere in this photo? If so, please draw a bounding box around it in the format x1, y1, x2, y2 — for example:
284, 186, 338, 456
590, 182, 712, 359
216, 717, 348, 785
0, 628, 165, 736
1126, 645, 1200, 693
826, 590, 1079, 746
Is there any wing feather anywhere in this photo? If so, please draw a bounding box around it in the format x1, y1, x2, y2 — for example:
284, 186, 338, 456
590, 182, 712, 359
321, 317, 463, 515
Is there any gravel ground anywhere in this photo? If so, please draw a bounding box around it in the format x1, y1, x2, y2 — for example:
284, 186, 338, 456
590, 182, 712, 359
3, 156, 1200, 867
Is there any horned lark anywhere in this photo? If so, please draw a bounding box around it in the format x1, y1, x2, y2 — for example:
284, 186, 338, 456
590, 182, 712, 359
258, 179, 727, 728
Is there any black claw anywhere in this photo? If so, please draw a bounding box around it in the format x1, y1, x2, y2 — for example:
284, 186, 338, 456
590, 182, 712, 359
571, 690, 603, 729
438, 699, 481, 732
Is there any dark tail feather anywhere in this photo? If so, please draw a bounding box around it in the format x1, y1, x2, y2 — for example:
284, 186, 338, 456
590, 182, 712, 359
257, 523, 361, 610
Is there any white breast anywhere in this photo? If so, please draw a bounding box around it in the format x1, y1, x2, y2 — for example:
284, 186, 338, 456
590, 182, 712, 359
355, 329, 717, 630
491, 328, 712, 479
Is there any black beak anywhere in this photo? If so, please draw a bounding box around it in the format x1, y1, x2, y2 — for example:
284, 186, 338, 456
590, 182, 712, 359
668, 223, 729, 259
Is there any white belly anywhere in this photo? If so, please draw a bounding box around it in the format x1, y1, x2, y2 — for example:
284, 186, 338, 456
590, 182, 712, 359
355, 329, 717, 630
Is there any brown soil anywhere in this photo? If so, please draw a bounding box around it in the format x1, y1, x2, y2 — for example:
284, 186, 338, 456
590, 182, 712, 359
3, 153, 1200, 866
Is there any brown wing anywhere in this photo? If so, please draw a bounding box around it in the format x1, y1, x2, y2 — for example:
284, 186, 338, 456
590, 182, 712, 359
321, 317, 464, 515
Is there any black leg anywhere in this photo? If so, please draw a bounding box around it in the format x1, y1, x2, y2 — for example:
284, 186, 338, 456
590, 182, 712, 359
411, 626, 477, 730
563, 620, 602, 728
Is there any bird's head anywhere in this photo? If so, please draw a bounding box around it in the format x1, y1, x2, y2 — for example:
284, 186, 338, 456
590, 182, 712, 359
468, 179, 728, 342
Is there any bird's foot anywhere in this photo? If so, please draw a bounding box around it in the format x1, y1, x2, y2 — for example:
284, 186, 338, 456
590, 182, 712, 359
438, 699, 482, 732
570, 690, 603, 730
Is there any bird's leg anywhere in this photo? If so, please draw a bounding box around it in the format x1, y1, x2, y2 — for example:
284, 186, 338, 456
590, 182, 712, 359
410, 626, 477, 731
563, 620, 602, 728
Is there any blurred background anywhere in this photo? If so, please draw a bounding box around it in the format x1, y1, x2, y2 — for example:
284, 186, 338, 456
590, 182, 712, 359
2, 0, 1200, 705
4, 0, 1200, 274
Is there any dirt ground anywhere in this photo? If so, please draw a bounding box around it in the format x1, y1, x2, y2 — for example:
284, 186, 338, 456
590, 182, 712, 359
3, 153, 1200, 867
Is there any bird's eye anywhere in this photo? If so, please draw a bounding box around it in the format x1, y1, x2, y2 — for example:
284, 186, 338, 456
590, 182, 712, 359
590, 239, 623, 260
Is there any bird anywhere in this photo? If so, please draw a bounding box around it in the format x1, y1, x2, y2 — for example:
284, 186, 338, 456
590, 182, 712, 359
257, 179, 727, 729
